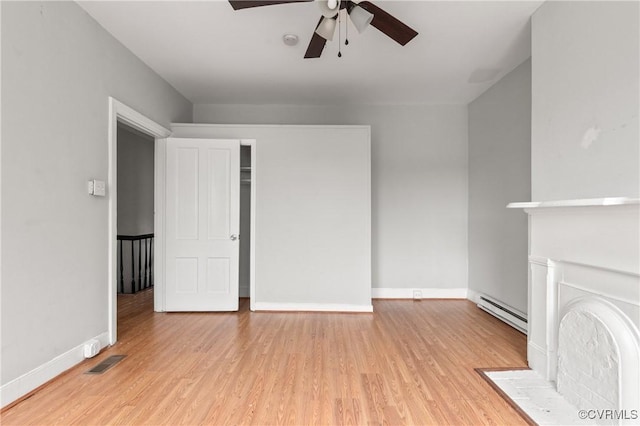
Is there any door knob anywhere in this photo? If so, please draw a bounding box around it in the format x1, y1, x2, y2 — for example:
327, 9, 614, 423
230, 234, 239, 241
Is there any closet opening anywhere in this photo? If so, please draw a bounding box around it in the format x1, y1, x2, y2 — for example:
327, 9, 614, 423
239, 144, 252, 305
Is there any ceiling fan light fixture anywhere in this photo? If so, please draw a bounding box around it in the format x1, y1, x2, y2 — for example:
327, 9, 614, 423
316, 0, 341, 18
227, 0, 418, 59
315, 16, 337, 40
349, 5, 374, 33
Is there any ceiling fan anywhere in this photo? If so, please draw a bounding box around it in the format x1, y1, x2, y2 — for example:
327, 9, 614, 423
228, 0, 418, 58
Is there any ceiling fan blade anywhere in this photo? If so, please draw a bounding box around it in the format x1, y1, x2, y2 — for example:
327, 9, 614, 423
304, 17, 328, 58
228, 0, 313, 11
356, 1, 418, 46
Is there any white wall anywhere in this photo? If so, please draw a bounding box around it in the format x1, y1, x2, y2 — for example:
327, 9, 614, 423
193, 104, 469, 294
117, 125, 155, 236
0, 0, 192, 398
531, 1, 639, 201
171, 125, 372, 310
468, 59, 531, 313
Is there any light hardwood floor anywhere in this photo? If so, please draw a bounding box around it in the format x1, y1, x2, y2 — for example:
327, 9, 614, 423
2, 290, 528, 425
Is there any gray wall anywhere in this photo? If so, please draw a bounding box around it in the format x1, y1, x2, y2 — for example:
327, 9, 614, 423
1, 1, 192, 386
532, 1, 639, 201
468, 59, 531, 313
193, 104, 469, 291
117, 125, 155, 235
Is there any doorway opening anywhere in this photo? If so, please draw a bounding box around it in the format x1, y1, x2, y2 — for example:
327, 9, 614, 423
116, 123, 155, 331
108, 97, 171, 345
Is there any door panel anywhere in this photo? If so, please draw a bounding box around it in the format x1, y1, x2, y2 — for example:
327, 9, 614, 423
175, 258, 198, 293
165, 138, 240, 311
207, 149, 231, 239
175, 148, 199, 240
206, 257, 230, 293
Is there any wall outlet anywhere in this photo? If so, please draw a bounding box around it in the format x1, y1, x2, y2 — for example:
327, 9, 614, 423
413, 290, 422, 300
83, 339, 100, 358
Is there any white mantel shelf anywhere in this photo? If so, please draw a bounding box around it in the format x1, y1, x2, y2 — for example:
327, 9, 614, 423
507, 197, 640, 209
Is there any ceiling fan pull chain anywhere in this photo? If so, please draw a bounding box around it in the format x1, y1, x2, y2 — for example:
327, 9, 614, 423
338, 10, 342, 57
345, 10, 349, 45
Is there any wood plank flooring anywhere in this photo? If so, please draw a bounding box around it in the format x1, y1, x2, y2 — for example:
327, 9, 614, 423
1, 290, 528, 425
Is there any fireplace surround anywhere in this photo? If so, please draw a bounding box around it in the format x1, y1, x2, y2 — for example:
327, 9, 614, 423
509, 198, 639, 422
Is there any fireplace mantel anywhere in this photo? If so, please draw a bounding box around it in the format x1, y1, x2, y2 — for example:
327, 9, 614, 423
507, 197, 640, 210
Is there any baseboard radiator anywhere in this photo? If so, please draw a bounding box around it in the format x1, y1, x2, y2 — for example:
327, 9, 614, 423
477, 294, 527, 334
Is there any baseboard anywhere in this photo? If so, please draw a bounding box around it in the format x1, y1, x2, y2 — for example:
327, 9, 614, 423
466, 288, 482, 304
527, 341, 551, 381
371, 287, 468, 299
253, 302, 373, 313
0, 331, 110, 408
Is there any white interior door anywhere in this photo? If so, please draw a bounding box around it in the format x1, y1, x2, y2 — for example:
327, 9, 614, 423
165, 138, 240, 311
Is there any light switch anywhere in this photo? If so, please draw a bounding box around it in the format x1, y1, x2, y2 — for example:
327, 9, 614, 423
88, 179, 106, 197
94, 180, 106, 196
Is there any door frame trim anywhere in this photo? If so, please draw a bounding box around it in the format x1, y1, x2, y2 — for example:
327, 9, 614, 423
108, 97, 171, 345
154, 138, 167, 314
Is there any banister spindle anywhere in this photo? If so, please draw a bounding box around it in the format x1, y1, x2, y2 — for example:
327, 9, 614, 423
144, 237, 149, 289
119, 239, 124, 294
130, 239, 135, 293
149, 238, 153, 287
137, 239, 142, 293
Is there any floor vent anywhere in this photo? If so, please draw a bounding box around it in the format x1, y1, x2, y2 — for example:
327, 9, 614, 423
477, 294, 527, 334
85, 355, 126, 374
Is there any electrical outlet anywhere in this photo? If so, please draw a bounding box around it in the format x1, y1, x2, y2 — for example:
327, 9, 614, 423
83, 339, 100, 358
413, 290, 422, 300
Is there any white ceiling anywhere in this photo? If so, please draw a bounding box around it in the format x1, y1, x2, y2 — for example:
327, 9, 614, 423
78, 0, 543, 106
